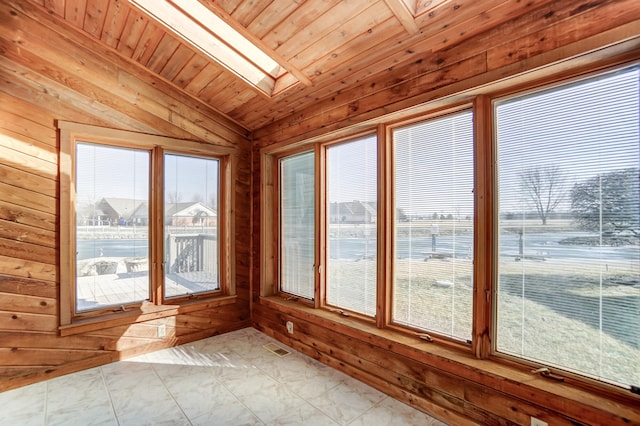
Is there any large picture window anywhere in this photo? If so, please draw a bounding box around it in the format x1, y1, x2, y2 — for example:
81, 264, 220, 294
264, 63, 639, 392
495, 66, 640, 388
392, 111, 474, 341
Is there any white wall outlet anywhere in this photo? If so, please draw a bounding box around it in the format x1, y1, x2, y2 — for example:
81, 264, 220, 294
531, 417, 548, 426
286, 321, 294, 334
157, 324, 167, 338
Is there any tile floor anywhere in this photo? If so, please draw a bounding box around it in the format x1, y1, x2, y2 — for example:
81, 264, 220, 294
0, 328, 447, 425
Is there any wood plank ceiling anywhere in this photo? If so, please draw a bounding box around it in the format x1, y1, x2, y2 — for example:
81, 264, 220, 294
29, 0, 553, 133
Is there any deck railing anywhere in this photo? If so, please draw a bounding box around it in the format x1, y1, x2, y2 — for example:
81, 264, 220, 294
166, 233, 217, 275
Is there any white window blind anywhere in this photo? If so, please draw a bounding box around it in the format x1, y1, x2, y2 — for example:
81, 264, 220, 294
392, 111, 474, 341
75, 143, 150, 312
164, 154, 220, 298
326, 136, 377, 316
280, 152, 315, 299
496, 66, 640, 388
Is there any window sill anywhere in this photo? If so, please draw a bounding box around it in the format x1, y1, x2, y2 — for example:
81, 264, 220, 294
59, 295, 237, 336
259, 296, 639, 424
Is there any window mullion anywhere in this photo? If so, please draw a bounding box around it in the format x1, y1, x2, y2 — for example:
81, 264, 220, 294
378, 123, 391, 328
151, 146, 164, 305
473, 95, 494, 359
316, 144, 326, 309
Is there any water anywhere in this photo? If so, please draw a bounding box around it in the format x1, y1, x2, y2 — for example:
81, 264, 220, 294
76, 232, 639, 262
331, 232, 639, 261
77, 239, 149, 260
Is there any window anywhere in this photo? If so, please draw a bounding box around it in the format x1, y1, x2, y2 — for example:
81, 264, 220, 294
326, 135, 377, 316
59, 122, 234, 326
392, 111, 474, 341
263, 63, 639, 391
164, 154, 220, 298
75, 143, 150, 312
129, 0, 305, 96
495, 66, 640, 388
279, 152, 315, 300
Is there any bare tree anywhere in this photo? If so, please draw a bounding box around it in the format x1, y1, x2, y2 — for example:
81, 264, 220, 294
519, 165, 565, 225
167, 191, 182, 204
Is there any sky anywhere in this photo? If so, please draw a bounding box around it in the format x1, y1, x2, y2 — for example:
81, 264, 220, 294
75, 147, 219, 208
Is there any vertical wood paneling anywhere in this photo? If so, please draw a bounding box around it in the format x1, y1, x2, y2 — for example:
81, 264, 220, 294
100, 0, 128, 48
147, 33, 181, 74
159, 44, 195, 81
64, 0, 86, 28
83, 0, 109, 38
116, 8, 148, 58
229, 0, 272, 27
132, 21, 165, 65
43, 0, 65, 17
173, 54, 210, 89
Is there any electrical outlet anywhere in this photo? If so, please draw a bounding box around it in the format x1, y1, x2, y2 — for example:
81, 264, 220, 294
531, 417, 548, 426
157, 324, 167, 338
286, 321, 294, 334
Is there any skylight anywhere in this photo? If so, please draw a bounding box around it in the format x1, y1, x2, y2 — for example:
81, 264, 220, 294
129, 0, 290, 96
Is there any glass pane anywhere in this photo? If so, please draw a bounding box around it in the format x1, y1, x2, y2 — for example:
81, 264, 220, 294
327, 136, 377, 316
75, 143, 150, 312
496, 66, 640, 388
164, 154, 220, 298
393, 111, 474, 341
280, 152, 315, 299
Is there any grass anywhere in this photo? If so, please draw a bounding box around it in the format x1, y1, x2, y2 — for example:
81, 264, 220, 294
330, 256, 639, 387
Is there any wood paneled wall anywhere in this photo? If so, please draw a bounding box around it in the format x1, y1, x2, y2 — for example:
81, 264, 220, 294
0, 2, 251, 391
251, 1, 640, 425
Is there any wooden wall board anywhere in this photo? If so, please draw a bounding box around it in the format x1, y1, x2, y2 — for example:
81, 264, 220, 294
254, 299, 640, 425
0, 164, 56, 198
0, 0, 252, 393
0, 218, 56, 249
0, 292, 56, 316
0, 110, 57, 152
0, 275, 56, 299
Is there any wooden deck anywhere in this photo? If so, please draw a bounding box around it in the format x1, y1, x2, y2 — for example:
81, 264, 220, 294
76, 259, 217, 311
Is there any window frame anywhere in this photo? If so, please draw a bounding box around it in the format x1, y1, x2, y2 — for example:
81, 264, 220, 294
489, 64, 640, 388
321, 133, 380, 320
59, 121, 236, 330
261, 61, 640, 394
386, 106, 476, 343
276, 148, 318, 304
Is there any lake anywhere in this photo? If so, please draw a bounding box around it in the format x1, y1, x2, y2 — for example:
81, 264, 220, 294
77, 232, 640, 261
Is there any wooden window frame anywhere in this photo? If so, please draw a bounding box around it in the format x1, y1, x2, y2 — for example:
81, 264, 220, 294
260, 59, 640, 395
59, 121, 236, 333
384, 105, 477, 344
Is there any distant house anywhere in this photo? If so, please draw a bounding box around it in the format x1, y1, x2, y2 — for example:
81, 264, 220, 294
165, 202, 217, 227
91, 198, 216, 227
130, 202, 149, 226
330, 201, 377, 224
96, 198, 145, 226
76, 203, 109, 226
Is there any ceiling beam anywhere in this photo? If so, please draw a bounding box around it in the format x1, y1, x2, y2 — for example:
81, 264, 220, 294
383, 0, 419, 34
